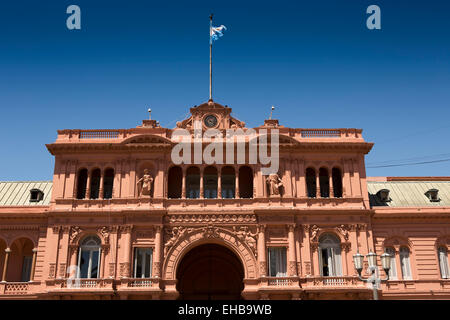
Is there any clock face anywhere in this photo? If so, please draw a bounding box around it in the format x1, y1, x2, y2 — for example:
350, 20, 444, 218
204, 115, 218, 128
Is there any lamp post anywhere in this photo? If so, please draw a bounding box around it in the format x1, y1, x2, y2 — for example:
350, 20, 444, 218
353, 251, 391, 300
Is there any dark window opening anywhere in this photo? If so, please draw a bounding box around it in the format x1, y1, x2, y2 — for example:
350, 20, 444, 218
186, 167, 200, 199
319, 168, 329, 198
204, 166, 218, 199
76, 169, 88, 199
239, 166, 253, 198
332, 167, 343, 198
103, 168, 114, 199
306, 168, 316, 198
90, 169, 101, 199
29, 189, 44, 202
221, 166, 235, 198
168, 166, 182, 199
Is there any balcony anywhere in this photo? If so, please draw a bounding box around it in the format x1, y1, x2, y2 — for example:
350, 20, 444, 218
304, 276, 366, 289
118, 277, 161, 291
0, 281, 41, 297
46, 278, 114, 293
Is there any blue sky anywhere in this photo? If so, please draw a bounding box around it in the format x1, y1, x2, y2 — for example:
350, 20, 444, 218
0, 0, 449, 180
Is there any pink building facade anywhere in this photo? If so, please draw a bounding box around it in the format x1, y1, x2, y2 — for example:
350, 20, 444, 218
0, 100, 449, 300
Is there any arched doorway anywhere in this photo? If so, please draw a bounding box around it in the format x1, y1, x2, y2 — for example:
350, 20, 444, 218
176, 244, 244, 300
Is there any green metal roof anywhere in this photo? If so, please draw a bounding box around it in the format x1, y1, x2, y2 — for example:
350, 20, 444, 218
368, 181, 450, 207
0, 181, 52, 206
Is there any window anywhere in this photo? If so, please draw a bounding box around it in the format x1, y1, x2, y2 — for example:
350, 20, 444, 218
319, 168, 330, 198
425, 189, 440, 202
438, 247, 449, 279
319, 234, 342, 277
385, 247, 397, 279
168, 166, 182, 199
134, 248, 153, 278
377, 189, 391, 202
29, 189, 44, 202
221, 166, 235, 198
204, 166, 218, 199
239, 166, 253, 198
332, 167, 343, 198
21, 256, 33, 282
103, 168, 114, 199
399, 247, 412, 280
268, 247, 287, 277
77, 236, 101, 279
89, 169, 101, 199
306, 168, 316, 198
186, 166, 200, 199
76, 168, 88, 199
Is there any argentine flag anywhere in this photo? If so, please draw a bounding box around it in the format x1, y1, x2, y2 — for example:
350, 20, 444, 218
210, 25, 227, 44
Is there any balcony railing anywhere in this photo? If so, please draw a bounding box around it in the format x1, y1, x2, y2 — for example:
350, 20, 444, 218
306, 276, 360, 287
79, 130, 120, 139
58, 278, 114, 289
2, 282, 29, 295
300, 129, 341, 138
266, 277, 298, 286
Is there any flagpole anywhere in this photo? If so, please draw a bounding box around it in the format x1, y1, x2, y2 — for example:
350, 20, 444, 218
209, 14, 213, 101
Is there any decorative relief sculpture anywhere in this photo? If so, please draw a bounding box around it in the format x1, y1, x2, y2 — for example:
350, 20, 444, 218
69, 226, 83, 244
233, 226, 257, 256
265, 173, 283, 196
310, 225, 320, 242
136, 169, 153, 197
201, 225, 220, 239
164, 226, 192, 256
98, 226, 110, 244
336, 224, 350, 241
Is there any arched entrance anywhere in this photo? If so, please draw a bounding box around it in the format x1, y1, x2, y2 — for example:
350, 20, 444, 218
176, 244, 244, 300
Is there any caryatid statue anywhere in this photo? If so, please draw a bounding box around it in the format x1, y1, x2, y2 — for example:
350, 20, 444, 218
266, 173, 283, 196
136, 169, 154, 197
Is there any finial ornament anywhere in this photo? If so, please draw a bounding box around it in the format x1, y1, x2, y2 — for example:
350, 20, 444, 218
148, 108, 152, 120
269, 106, 275, 120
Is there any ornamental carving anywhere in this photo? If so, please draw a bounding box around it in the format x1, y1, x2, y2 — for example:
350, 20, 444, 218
136, 169, 153, 197
266, 173, 284, 196
310, 225, 320, 242
166, 214, 257, 224
120, 262, 130, 277
336, 225, 350, 241
233, 226, 257, 257
201, 225, 220, 239
109, 263, 115, 278
164, 226, 192, 256
69, 226, 83, 244
259, 261, 267, 277
288, 261, 297, 276
49, 263, 56, 278
98, 226, 110, 244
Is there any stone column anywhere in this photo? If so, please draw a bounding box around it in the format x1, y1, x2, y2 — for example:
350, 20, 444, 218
297, 159, 306, 197
153, 226, 162, 277
257, 225, 266, 277
199, 168, 204, 199
85, 170, 91, 199
30, 248, 38, 282
235, 167, 240, 199
1, 248, 11, 282
100, 246, 107, 278
329, 171, 334, 198
217, 168, 222, 199
121, 226, 132, 278
99, 169, 105, 199
181, 167, 186, 199
301, 225, 312, 276
287, 225, 297, 276
315, 171, 320, 198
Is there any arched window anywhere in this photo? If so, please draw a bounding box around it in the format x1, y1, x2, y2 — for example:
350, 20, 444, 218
76, 168, 88, 199
306, 168, 316, 198
78, 236, 101, 279
239, 166, 253, 198
319, 168, 329, 198
186, 166, 200, 199
332, 167, 343, 198
399, 247, 412, 280
168, 166, 182, 199
221, 166, 235, 198
103, 168, 114, 199
89, 169, 101, 199
319, 234, 342, 277
385, 247, 397, 279
204, 166, 218, 199
438, 247, 449, 279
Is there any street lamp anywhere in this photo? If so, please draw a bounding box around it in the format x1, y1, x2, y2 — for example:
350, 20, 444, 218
353, 251, 391, 300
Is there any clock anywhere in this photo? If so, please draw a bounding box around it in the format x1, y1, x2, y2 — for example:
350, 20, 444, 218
204, 115, 218, 128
